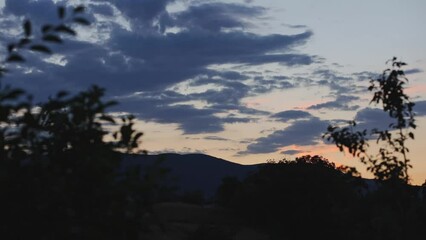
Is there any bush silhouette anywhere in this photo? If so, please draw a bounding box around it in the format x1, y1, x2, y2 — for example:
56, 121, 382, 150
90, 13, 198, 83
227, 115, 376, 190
221, 155, 363, 239
218, 155, 426, 239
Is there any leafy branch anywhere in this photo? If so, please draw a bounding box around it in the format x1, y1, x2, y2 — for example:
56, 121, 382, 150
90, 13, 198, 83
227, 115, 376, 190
324, 58, 416, 183
0, 5, 89, 77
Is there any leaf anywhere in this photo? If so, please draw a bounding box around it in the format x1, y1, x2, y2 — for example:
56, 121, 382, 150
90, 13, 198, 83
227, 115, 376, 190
30, 45, 52, 54
73, 17, 90, 25
7, 44, 15, 53
100, 115, 115, 124
408, 132, 414, 140
58, 6, 66, 19
7, 54, 25, 62
42, 35, 63, 43
18, 38, 31, 47
74, 5, 85, 14
133, 132, 143, 141
54, 25, 76, 35
42, 24, 53, 33
23, 20, 32, 37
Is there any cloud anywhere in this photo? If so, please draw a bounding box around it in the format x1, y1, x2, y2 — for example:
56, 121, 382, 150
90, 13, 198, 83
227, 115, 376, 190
309, 68, 367, 96
271, 110, 313, 122
108, 29, 314, 91
313, 69, 352, 82
307, 95, 360, 111
4, 0, 57, 24
114, 97, 253, 134
240, 117, 329, 154
107, 0, 175, 32
204, 136, 230, 141
136, 103, 225, 134
281, 149, 304, 155
283, 23, 308, 29
250, 76, 295, 94
1, 0, 315, 135
353, 108, 393, 131
352, 71, 378, 81
90, 3, 115, 16
173, 2, 265, 32
414, 100, 426, 116
404, 68, 423, 75
331, 104, 423, 138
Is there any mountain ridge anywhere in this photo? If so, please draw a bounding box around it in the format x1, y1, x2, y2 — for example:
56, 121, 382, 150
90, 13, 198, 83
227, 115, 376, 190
121, 153, 260, 198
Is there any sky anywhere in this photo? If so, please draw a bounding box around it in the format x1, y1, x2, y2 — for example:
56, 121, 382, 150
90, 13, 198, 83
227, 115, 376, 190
1, 0, 425, 184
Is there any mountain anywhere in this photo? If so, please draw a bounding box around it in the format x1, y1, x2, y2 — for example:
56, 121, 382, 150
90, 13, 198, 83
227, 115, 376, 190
121, 153, 260, 198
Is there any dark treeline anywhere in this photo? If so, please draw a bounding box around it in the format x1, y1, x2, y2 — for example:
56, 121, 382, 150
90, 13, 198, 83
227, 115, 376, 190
214, 155, 426, 239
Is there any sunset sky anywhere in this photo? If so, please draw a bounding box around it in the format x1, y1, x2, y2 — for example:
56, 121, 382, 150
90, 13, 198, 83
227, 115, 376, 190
1, 0, 425, 184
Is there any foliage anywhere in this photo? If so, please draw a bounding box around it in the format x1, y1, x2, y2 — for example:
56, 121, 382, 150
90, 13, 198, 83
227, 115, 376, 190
1, 5, 88, 69
0, 5, 156, 239
0, 86, 147, 239
180, 190, 206, 205
324, 58, 416, 183
215, 176, 242, 207
187, 224, 233, 240
217, 155, 426, 239
218, 155, 363, 239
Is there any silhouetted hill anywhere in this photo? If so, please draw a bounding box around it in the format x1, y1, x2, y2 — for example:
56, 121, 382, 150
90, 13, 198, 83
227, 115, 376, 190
121, 153, 414, 200
121, 153, 259, 198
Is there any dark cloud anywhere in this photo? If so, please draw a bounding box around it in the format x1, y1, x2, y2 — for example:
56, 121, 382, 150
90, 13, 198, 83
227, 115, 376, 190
404, 68, 423, 75
241, 53, 316, 66
173, 2, 265, 32
283, 23, 308, 29
352, 71, 378, 81
150, 147, 206, 155
352, 68, 422, 80
414, 100, 426, 116
333, 105, 423, 137
90, 3, 115, 16
107, 0, 174, 32
4, 0, 57, 24
1, 0, 315, 135
217, 71, 249, 81
115, 94, 256, 134
110, 0, 173, 20
240, 117, 329, 154
252, 81, 294, 94
354, 108, 393, 131
204, 136, 230, 141
108, 29, 314, 91
190, 82, 250, 105
308, 68, 365, 96
271, 110, 313, 122
127, 103, 225, 134
281, 149, 304, 155
313, 69, 352, 82
307, 95, 360, 111
3, 0, 315, 94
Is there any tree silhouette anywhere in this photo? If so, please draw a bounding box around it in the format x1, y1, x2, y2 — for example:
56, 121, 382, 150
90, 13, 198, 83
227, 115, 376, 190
223, 155, 362, 239
0, 5, 153, 239
324, 58, 416, 183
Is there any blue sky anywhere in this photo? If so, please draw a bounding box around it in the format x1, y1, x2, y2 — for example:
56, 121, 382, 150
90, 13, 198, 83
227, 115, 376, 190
1, 0, 425, 184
